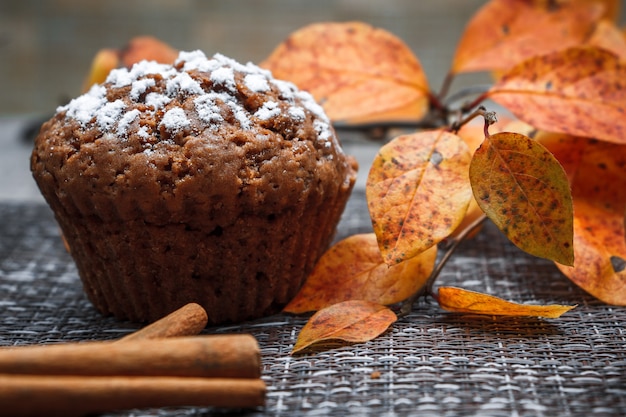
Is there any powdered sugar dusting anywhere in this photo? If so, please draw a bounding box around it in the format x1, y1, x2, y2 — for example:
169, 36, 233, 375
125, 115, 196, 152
288, 106, 305, 122
194, 93, 225, 126
210, 66, 236, 91
130, 78, 155, 100
254, 101, 280, 121
117, 109, 140, 137
160, 108, 190, 133
145, 93, 171, 110
96, 100, 126, 131
58, 50, 336, 148
244, 73, 270, 93
166, 72, 204, 96
57, 84, 107, 125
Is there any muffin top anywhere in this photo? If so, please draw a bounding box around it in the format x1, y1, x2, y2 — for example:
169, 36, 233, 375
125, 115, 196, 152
32, 51, 356, 226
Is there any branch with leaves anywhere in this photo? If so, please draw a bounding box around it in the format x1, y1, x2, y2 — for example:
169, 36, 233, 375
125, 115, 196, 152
260, 0, 626, 354
82, 0, 626, 354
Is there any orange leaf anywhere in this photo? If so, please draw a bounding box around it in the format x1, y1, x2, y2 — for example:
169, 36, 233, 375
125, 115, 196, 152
437, 286, 576, 318
366, 130, 472, 265
488, 46, 626, 144
450, 118, 516, 240
452, 0, 603, 74
261, 22, 429, 123
587, 19, 626, 60
540, 134, 626, 305
284, 234, 437, 314
291, 301, 397, 354
81, 37, 178, 93
81, 48, 120, 92
120, 36, 178, 68
469, 131, 574, 265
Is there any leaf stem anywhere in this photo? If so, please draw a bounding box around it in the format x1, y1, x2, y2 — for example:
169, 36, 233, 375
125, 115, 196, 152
437, 72, 455, 104
460, 91, 490, 114
398, 213, 487, 317
449, 105, 497, 134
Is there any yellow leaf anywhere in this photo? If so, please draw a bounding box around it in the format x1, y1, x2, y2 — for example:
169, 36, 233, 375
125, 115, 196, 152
437, 287, 576, 318
540, 134, 626, 305
261, 22, 430, 123
291, 301, 397, 354
469, 132, 574, 265
488, 46, 626, 144
452, 0, 603, 74
284, 234, 437, 314
81, 49, 120, 92
366, 130, 472, 265
449, 118, 516, 240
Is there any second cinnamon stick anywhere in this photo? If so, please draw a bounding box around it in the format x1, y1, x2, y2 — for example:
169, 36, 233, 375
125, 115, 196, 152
0, 374, 266, 417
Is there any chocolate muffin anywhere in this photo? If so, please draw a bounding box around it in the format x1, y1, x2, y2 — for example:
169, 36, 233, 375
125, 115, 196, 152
31, 51, 357, 324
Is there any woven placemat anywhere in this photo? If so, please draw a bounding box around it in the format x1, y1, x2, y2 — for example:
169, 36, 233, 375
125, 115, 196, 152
1, 191, 625, 417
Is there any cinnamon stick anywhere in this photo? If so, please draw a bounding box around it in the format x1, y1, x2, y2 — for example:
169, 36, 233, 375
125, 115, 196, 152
0, 335, 260, 379
0, 374, 266, 417
118, 303, 208, 342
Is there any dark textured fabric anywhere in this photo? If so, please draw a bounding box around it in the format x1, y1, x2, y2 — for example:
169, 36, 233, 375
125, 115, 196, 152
1, 192, 625, 416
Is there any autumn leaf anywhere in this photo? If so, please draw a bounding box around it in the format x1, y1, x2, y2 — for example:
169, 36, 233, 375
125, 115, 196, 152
437, 286, 576, 318
82, 49, 120, 92
587, 19, 626, 60
469, 131, 574, 265
366, 130, 472, 265
119, 36, 178, 68
449, 118, 515, 240
292, 300, 397, 354
539, 134, 626, 305
284, 234, 437, 314
261, 22, 430, 123
451, 0, 603, 74
488, 46, 626, 144
81, 36, 178, 92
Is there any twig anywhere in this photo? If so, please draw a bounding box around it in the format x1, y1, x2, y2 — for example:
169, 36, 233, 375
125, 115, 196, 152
398, 213, 487, 317
444, 84, 493, 108
449, 105, 497, 134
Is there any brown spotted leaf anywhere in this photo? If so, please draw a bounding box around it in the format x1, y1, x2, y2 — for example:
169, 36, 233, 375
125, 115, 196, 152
366, 130, 472, 265
449, 118, 515, 240
469, 131, 574, 265
452, 0, 603, 74
261, 22, 429, 123
291, 300, 397, 354
488, 46, 626, 144
284, 234, 437, 314
437, 286, 576, 318
539, 133, 626, 305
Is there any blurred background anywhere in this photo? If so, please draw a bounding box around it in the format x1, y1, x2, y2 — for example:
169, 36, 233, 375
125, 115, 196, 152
1, 0, 491, 116
1, 0, 624, 203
